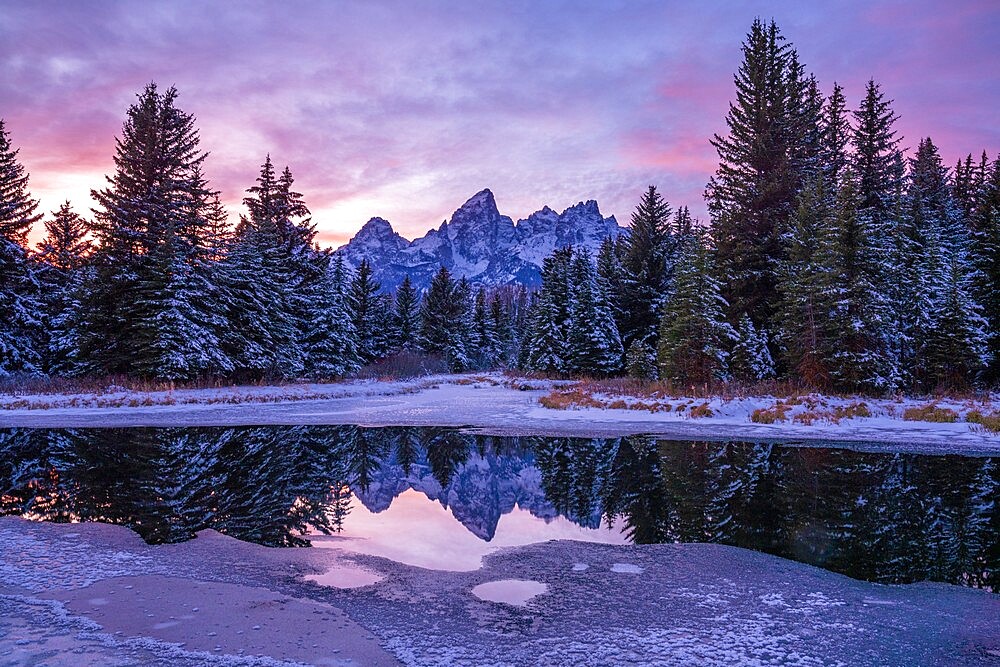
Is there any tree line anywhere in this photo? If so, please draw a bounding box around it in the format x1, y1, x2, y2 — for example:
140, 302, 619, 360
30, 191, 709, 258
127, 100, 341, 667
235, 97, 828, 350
521, 19, 999, 393
1, 19, 997, 392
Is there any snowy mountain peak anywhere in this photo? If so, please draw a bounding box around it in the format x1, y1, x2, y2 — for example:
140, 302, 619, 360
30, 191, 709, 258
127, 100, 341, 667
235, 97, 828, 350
335, 190, 623, 290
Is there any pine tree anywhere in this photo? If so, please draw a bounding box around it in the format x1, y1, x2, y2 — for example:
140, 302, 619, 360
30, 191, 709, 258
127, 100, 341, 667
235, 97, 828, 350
221, 157, 304, 379
970, 155, 1000, 384
902, 138, 986, 389
0, 118, 43, 376
419, 266, 469, 371
525, 247, 573, 374
34, 202, 92, 374
393, 274, 421, 353
620, 186, 672, 348
350, 258, 389, 364
851, 80, 906, 386
775, 175, 837, 387
625, 341, 658, 381
472, 287, 500, 369
567, 248, 623, 376
302, 253, 360, 379
82, 84, 229, 379
707, 19, 803, 334
657, 228, 735, 386
729, 314, 774, 384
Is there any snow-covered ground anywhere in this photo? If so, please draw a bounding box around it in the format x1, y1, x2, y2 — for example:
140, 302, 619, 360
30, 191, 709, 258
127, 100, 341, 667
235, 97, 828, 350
2, 517, 997, 666
1, 374, 998, 453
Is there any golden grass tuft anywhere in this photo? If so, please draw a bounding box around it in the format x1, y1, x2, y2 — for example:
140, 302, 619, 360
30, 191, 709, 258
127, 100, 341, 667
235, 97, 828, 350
902, 404, 958, 423
966, 410, 1000, 434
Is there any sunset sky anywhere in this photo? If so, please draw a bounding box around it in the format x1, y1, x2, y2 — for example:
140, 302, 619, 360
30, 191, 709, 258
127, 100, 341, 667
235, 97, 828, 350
2, 0, 997, 248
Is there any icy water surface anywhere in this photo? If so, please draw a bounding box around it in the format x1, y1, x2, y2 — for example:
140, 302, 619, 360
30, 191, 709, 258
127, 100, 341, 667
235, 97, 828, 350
0, 426, 996, 589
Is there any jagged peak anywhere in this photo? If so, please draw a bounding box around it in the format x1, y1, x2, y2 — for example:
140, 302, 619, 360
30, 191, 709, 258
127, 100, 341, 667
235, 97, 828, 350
560, 199, 602, 217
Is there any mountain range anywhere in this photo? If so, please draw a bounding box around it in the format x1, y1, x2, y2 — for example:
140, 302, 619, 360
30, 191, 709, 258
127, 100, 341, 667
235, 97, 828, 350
334, 188, 623, 290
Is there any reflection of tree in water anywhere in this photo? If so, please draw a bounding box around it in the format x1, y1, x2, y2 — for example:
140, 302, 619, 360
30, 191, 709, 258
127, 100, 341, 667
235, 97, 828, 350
0, 427, 996, 588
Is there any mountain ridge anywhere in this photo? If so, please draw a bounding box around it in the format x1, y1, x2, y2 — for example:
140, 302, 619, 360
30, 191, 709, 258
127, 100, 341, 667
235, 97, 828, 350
335, 188, 623, 290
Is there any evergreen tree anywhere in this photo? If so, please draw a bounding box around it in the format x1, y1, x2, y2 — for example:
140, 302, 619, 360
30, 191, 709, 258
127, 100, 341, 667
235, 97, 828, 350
472, 287, 501, 369
657, 228, 735, 385
567, 248, 623, 376
82, 84, 229, 379
729, 313, 775, 384
490, 293, 513, 367
525, 247, 573, 374
34, 202, 92, 374
221, 157, 304, 379
969, 155, 1000, 384
393, 274, 421, 353
419, 266, 469, 371
775, 175, 836, 387
620, 186, 672, 348
625, 340, 657, 381
349, 259, 389, 364
902, 138, 986, 389
302, 253, 360, 379
0, 118, 43, 377
707, 19, 802, 334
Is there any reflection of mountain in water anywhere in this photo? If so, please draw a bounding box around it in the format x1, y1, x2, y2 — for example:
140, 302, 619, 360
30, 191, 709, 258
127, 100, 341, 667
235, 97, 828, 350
0, 426, 996, 590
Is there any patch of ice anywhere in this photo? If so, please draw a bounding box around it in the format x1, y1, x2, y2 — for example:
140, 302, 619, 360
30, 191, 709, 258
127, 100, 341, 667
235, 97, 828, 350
471, 579, 547, 607
611, 563, 644, 574
571, 563, 588, 572
304, 564, 383, 590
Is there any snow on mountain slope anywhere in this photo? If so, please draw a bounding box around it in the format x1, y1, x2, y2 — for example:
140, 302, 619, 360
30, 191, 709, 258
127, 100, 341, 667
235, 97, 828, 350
334, 189, 622, 290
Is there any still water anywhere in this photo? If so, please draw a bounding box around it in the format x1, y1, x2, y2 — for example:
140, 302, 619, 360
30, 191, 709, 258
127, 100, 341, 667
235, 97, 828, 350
1, 426, 996, 589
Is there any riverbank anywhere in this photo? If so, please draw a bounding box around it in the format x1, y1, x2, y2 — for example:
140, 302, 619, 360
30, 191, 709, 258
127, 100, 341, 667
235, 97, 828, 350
2, 517, 998, 666
1, 374, 998, 453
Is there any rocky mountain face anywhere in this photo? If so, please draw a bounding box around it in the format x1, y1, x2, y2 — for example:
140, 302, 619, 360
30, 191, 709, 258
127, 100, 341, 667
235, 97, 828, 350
335, 189, 623, 290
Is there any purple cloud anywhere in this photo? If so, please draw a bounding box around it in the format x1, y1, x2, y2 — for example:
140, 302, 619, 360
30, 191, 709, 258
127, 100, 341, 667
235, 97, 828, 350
1, 0, 996, 247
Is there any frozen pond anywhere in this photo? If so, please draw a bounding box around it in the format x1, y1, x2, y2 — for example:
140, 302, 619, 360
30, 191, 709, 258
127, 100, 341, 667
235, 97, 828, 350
0, 425, 996, 589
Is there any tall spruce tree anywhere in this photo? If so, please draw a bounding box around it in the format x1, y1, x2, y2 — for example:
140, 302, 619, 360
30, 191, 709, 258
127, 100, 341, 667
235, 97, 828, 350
34, 202, 92, 375
525, 247, 574, 374
349, 258, 389, 364
567, 248, 623, 376
302, 253, 360, 379
775, 175, 837, 387
0, 118, 43, 376
83, 84, 229, 379
969, 155, 1000, 384
419, 266, 469, 371
393, 274, 421, 352
902, 139, 987, 389
656, 228, 735, 386
707, 19, 802, 335
620, 186, 672, 348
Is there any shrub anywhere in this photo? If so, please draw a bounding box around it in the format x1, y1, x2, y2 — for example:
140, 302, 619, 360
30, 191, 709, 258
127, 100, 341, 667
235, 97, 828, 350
967, 410, 1000, 434
538, 388, 603, 410
689, 402, 713, 418
750, 402, 792, 424
902, 404, 958, 423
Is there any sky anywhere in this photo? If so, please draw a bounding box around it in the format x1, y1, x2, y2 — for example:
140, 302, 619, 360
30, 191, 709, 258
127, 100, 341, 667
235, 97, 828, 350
1, 0, 998, 248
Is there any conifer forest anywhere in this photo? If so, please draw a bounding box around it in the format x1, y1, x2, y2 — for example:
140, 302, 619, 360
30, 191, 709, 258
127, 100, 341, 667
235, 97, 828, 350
1, 19, 998, 395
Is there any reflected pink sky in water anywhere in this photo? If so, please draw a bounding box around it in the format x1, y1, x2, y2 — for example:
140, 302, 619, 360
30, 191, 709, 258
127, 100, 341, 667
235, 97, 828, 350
310, 489, 627, 571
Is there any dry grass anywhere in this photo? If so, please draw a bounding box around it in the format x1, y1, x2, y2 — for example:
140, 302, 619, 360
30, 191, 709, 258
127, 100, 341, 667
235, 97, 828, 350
793, 402, 872, 425
902, 404, 959, 423
966, 410, 1000, 434
689, 402, 713, 418
538, 388, 604, 410
750, 402, 793, 424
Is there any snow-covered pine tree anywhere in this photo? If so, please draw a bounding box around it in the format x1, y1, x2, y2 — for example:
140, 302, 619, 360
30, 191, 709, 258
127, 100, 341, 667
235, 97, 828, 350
525, 247, 573, 374
851, 79, 906, 387
775, 174, 837, 388
620, 186, 672, 349
625, 340, 657, 381
419, 266, 468, 371
83, 84, 229, 379
567, 248, 623, 376
707, 19, 803, 335
302, 253, 361, 379
729, 313, 774, 384
472, 287, 501, 369
489, 293, 513, 368
34, 202, 92, 375
656, 227, 735, 386
452, 278, 475, 371
221, 156, 305, 379
393, 274, 421, 353
596, 235, 625, 336
903, 139, 987, 389
0, 118, 43, 377
969, 155, 1000, 384
349, 258, 390, 364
